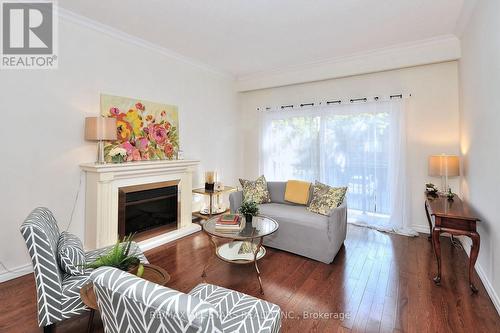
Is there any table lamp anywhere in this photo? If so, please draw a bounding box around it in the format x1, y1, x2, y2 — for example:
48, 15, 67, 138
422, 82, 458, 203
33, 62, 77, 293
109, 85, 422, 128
85, 117, 117, 164
428, 154, 460, 193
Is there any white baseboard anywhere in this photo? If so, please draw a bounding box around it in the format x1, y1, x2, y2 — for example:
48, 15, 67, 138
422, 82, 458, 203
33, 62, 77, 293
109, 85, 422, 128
412, 224, 431, 234
138, 223, 201, 252
0, 263, 33, 283
459, 236, 500, 315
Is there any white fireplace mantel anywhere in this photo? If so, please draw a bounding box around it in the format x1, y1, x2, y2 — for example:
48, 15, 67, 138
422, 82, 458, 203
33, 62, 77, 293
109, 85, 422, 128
80, 159, 201, 251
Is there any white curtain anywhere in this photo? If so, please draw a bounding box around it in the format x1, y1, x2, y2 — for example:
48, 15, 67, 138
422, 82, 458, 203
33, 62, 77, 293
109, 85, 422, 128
260, 99, 415, 236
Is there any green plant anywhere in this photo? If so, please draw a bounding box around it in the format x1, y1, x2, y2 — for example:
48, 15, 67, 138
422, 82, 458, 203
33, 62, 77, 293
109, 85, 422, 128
446, 188, 455, 201
86, 234, 141, 272
238, 200, 259, 216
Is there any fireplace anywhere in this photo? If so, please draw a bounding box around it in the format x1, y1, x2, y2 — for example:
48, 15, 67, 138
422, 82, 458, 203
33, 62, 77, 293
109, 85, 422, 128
81, 159, 201, 250
118, 180, 180, 241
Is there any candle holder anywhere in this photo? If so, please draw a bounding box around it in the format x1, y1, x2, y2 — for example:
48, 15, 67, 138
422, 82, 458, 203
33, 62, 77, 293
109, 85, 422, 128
204, 171, 217, 192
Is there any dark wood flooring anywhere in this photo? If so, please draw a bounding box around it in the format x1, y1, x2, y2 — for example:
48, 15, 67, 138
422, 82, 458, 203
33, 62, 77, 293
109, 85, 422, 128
1, 225, 499, 332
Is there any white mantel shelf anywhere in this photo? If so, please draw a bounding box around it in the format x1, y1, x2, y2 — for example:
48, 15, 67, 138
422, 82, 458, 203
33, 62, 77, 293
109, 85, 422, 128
80, 159, 201, 251
80, 159, 200, 174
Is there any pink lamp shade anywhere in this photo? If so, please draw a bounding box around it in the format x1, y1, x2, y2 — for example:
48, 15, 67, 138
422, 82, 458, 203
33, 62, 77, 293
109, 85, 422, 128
84, 117, 117, 141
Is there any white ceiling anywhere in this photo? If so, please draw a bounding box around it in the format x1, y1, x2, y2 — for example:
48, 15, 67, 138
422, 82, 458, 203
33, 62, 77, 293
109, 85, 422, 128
59, 0, 466, 77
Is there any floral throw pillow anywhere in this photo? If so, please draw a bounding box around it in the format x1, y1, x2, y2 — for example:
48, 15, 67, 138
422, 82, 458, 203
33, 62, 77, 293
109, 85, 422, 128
239, 175, 271, 204
307, 181, 347, 216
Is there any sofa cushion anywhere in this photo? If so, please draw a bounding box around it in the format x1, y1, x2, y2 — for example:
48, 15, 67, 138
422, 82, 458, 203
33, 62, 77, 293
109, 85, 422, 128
267, 181, 287, 204
307, 182, 348, 216
239, 175, 271, 204
259, 203, 329, 230
61, 272, 91, 318
284, 180, 311, 205
57, 231, 86, 275
189, 283, 281, 333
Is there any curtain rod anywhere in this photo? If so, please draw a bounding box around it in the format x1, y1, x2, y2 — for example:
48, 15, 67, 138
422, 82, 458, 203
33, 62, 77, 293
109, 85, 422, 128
257, 93, 411, 111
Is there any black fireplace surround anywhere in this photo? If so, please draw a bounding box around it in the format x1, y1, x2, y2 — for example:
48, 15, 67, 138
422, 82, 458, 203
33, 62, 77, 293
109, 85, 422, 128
118, 180, 179, 240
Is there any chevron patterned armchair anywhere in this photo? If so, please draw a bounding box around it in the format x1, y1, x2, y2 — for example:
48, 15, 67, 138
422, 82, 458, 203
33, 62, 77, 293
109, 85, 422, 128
20, 207, 148, 333
91, 266, 282, 333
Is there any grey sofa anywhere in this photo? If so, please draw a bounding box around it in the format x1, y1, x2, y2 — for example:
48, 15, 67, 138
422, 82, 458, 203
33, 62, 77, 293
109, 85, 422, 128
91, 266, 281, 333
230, 181, 347, 264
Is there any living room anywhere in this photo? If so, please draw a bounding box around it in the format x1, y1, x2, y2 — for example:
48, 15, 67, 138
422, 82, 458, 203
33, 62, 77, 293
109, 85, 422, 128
1, 1, 499, 332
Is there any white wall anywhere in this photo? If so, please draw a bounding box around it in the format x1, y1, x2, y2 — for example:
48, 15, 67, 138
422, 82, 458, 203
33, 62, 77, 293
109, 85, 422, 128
459, 0, 500, 313
0, 16, 239, 280
239, 62, 460, 232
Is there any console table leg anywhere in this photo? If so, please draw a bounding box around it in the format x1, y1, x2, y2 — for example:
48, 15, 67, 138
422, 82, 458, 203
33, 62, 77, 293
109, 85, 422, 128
425, 202, 433, 241
469, 233, 480, 293
432, 228, 442, 285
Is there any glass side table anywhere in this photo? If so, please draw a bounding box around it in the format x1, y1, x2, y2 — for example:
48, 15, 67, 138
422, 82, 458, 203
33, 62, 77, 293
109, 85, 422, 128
202, 215, 279, 294
192, 186, 237, 220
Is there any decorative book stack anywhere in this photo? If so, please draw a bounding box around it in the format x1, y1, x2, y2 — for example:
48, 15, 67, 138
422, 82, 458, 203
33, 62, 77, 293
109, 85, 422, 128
215, 214, 242, 232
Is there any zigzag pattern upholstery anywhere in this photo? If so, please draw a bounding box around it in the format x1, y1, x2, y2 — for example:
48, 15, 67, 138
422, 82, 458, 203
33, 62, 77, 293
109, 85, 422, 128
91, 267, 222, 333
57, 231, 86, 275
20, 207, 148, 328
20, 207, 64, 327
60, 243, 149, 319
189, 284, 281, 333
91, 267, 282, 333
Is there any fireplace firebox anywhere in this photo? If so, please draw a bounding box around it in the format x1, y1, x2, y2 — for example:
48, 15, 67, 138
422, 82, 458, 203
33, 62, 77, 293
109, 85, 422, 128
118, 180, 180, 241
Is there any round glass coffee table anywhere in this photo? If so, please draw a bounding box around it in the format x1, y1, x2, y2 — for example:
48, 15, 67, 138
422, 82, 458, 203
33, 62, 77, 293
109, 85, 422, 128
202, 215, 279, 294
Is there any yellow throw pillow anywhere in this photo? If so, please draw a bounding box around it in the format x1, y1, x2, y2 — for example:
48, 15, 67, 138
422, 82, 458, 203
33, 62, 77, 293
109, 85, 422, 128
284, 180, 311, 205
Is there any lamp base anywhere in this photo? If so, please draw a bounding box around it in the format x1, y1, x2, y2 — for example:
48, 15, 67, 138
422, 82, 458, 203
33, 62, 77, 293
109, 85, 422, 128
96, 140, 106, 164
440, 175, 449, 193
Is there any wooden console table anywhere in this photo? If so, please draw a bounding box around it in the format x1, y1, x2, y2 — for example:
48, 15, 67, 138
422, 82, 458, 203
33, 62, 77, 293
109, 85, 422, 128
425, 193, 481, 293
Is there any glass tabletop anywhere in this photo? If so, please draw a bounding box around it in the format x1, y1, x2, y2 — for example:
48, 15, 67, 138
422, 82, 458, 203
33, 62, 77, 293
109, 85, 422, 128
203, 215, 279, 240
192, 186, 237, 195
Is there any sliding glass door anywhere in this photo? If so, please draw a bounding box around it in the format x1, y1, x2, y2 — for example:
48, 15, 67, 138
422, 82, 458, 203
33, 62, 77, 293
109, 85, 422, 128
261, 99, 411, 233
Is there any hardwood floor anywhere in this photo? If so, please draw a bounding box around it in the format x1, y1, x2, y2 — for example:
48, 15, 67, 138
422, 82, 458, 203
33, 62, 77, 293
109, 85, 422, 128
1, 225, 499, 332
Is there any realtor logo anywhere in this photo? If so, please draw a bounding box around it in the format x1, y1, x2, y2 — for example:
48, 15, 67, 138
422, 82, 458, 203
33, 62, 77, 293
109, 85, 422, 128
1, 1, 58, 69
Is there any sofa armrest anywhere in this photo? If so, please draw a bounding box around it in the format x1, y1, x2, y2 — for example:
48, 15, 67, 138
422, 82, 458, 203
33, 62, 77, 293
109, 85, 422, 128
85, 241, 149, 265
329, 200, 347, 218
327, 200, 348, 242
229, 191, 243, 213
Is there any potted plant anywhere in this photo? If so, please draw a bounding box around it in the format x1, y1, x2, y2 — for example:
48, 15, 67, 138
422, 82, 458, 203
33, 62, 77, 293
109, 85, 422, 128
238, 200, 259, 224
446, 188, 455, 201
86, 234, 145, 277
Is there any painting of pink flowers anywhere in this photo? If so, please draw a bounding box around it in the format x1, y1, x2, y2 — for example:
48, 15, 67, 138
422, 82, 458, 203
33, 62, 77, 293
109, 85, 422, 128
100, 94, 179, 163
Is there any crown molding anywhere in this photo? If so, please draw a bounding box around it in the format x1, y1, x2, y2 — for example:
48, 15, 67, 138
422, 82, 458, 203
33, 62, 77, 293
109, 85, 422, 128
236, 35, 461, 92
57, 7, 233, 79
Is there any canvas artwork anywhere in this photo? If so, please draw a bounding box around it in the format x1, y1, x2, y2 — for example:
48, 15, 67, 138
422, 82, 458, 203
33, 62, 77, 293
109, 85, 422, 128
100, 94, 179, 163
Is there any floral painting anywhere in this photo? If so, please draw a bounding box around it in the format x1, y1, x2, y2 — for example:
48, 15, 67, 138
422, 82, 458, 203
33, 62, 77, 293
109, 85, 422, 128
100, 94, 179, 163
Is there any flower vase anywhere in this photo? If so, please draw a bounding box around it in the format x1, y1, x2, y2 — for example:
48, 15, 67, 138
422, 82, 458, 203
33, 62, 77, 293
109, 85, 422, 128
244, 214, 253, 225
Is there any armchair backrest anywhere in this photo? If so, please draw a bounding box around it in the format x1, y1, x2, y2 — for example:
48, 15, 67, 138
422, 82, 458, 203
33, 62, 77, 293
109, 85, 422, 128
20, 207, 63, 327
90, 267, 222, 333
